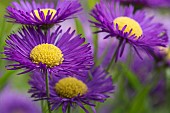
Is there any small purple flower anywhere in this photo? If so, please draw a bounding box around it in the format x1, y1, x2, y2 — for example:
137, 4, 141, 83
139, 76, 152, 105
0, 88, 41, 113
3, 26, 93, 76
118, 0, 170, 8
131, 54, 154, 82
90, 1, 168, 61
156, 46, 170, 66
29, 67, 115, 113
6, 0, 82, 26
131, 54, 166, 105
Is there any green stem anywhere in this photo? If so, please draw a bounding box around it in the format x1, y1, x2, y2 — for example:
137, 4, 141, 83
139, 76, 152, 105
42, 25, 52, 113
67, 105, 71, 113
44, 27, 48, 36
41, 100, 44, 113
106, 50, 116, 72
45, 70, 52, 113
106, 39, 123, 72
126, 45, 133, 66
93, 28, 98, 64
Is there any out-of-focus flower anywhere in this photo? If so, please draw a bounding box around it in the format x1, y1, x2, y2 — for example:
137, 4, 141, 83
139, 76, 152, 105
131, 54, 154, 82
151, 79, 166, 105
145, 9, 170, 65
131, 53, 166, 105
0, 88, 41, 113
29, 67, 115, 113
90, 1, 168, 61
6, 0, 82, 27
118, 0, 170, 8
3, 26, 93, 76
157, 46, 170, 65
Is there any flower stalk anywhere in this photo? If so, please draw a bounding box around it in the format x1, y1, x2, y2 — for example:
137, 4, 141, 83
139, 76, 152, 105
45, 70, 52, 113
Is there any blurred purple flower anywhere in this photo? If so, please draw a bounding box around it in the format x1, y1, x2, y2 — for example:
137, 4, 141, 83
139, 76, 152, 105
131, 54, 166, 105
118, 0, 170, 8
0, 88, 41, 113
144, 9, 170, 65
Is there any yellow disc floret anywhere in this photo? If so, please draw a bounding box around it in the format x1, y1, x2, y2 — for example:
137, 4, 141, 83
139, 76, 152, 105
31, 8, 57, 20
55, 77, 88, 98
113, 16, 143, 38
30, 43, 64, 67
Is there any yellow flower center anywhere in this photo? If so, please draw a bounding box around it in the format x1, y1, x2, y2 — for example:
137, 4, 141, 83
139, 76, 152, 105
31, 8, 57, 20
55, 77, 88, 98
30, 43, 64, 67
113, 16, 143, 38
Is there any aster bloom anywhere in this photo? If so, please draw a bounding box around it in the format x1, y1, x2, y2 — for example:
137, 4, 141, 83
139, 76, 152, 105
130, 53, 166, 105
3, 26, 93, 76
0, 88, 41, 113
6, 0, 82, 27
90, 1, 168, 61
29, 67, 115, 113
118, 0, 170, 8
157, 46, 170, 65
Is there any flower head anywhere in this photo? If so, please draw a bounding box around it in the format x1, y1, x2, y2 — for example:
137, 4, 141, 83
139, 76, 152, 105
90, 1, 168, 61
0, 88, 41, 113
3, 26, 93, 76
130, 53, 166, 105
6, 0, 82, 27
157, 46, 170, 66
118, 0, 170, 8
29, 67, 115, 113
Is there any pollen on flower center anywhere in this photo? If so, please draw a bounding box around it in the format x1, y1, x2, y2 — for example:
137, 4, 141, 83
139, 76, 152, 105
31, 8, 57, 20
55, 77, 88, 98
113, 16, 143, 38
30, 43, 64, 67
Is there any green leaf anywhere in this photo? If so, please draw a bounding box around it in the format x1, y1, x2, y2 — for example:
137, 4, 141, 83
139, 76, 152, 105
120, 63, 142, 91
0, 70, 16, 90
128, 86, 151, 113
87, 0, 99, 9
74, 18, 85, 37
92, 28, 99, 64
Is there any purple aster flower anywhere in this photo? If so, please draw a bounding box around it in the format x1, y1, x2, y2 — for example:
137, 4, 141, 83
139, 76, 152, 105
90, 1, 168, 61
28, 67, 115, 113
151, 79, 166, 106
131, 54, 154, 82
118, 0, 170, 8
6, 0, 82, 27
0, 88, 41, 113
3, 26, 93, 76
130, 53, 166, 106
156, 46, 170, 66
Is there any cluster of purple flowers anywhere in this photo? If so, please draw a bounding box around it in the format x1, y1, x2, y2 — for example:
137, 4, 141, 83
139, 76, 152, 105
2, 0, 169, 113
3, 0, 116, 113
